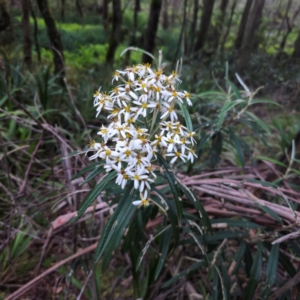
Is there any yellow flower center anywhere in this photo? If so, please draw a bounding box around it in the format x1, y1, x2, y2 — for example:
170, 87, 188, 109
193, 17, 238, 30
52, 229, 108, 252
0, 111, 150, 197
141, 199, 148, 206
185, 92, 190, 98
172, 90, 178, 97
89, 140, 95, 147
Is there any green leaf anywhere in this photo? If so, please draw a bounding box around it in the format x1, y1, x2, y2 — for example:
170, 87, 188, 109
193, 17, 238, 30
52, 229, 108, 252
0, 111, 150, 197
57, 149, 83, 162
179, 103, 193, 132
161, 261, 205, 288
291, 168, 300, 176
156, 152, 171, 170
244, 242, 263, 300
68, 150, 81, 157
79, 165, 105, 185
245, 112, 270, 134
226, 79, 242, 99
211, 219, 262, 229
275, 246, 296, 277
196, 133, 211, 153
254, 155, 287, 168
136, 225, 170, 270
203, 231, 249, 243
196, 91, 225, 98
244, 242, 253, 276
182, 225, 206, 258
250, 98, 281, 106
265, 244, 279, 286
245, 178, 278, 188
72, 171, 117, 222
153, 188, 179, 246
101, 193, 138, 270
210, 131, 223, 168
212, 267, 220, 300
164, 170, 183, 221
218, 260, 229, 300
119, 46, 155, 60
244, 278, 259, 300
94, 182, 137, 263
240, 188, 282, 222
256, 202, 282, 222
72, 161, 102, 180
232, 241, 246, 274
157, 154, 183, 221
155, 226, 172, 280
250, 242, 263, 281
217, 100, 246, 130
177, 178, 212, 233
228, 127, 245, 167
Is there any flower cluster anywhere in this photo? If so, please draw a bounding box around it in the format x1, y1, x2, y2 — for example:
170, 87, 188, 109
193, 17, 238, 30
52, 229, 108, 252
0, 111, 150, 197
87, 64, 197, 206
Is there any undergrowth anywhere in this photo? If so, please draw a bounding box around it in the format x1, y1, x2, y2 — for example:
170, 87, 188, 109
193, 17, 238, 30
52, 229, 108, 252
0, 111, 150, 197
1, 52, 300, 299
1, 2, 300, 299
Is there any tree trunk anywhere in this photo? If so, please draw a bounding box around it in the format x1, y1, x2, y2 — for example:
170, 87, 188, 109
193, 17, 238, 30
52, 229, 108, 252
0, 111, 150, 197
102, 0, 108, 24
171, 0, 175, 25
22, 0, 32, 66
279, 2, 300, 52
188, 0, 199, 54
212, 0, 229, 50
235, 0, 252, 50
30, 4, 41, 62
142, 0, 162, 64
161, 0, 168, 30
173, 0, 187, 61
76, 0, 84, 18
61, 0, 65, 21
220, 0, 237, 52
292, 31, 300, 58
0, 0, 10, 32
106, 0, 121, 65
237, 0, 265, 72
125, 0, 140, 65
194, 0, 215, 53
36, 0, 65, 78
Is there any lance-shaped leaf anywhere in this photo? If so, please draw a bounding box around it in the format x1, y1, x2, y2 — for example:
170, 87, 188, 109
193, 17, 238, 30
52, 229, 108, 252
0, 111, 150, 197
155, 226, 172, 280
94, 182, 137, 263
162, 260, 205, 288
179, 103, 193, 132
244, 242, 263, 300
228, 127, 244, 167
72, 170, 117, 222
101, 190, 138, 270
177, 178, 212, 234
264, 244, 279, 288
232, 241, 246, 274
153, 187, 179, 247
79, 165, 105, 185
72, 161, 102, 180
136, 225, 171, 270
157, 153, 183, 221
217, 99, 246, 130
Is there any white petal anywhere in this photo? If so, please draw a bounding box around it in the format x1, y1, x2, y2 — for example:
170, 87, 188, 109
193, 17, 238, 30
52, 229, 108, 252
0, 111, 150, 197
132, 200, 142, 206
